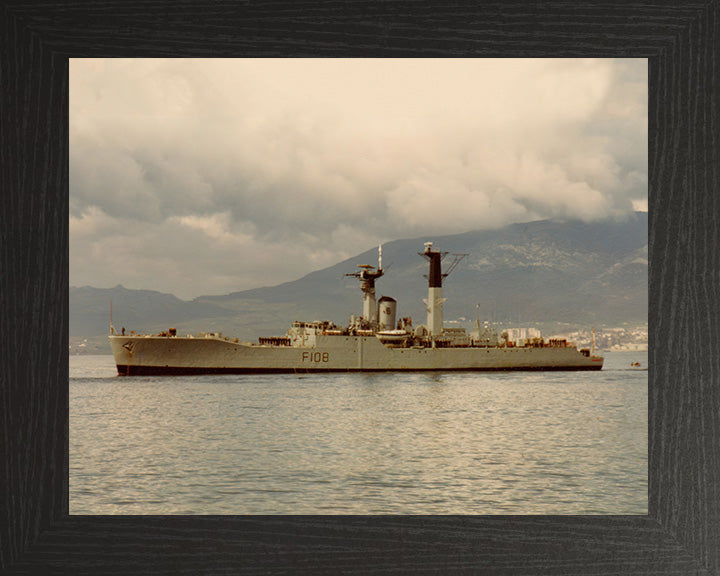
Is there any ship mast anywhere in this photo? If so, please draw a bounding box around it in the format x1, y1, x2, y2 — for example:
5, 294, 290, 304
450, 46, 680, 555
420, 243, 446, 338
346, 245, 384, 326
419, 243, 467, 339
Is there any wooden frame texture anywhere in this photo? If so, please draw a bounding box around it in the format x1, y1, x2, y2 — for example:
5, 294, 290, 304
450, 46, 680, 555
1, 1, 718, 574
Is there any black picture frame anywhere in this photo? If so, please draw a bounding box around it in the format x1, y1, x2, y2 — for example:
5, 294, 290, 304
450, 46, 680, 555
2, 2, 718, 574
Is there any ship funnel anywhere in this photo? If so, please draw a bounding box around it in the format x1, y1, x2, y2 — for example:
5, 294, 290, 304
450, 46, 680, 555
378, 296, 397, 331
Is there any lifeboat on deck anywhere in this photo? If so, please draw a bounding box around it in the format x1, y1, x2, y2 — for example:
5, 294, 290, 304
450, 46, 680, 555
375, 329, 410, 347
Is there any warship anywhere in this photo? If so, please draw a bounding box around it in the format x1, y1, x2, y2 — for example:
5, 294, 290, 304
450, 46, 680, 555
109, 242, 604, 375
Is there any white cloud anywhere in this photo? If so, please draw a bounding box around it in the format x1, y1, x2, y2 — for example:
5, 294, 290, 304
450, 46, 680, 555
632, 198, 648, 212
70, 58, 647, 297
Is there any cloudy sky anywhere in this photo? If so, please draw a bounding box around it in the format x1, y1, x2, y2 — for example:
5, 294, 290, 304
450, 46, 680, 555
70, 58, 647, 299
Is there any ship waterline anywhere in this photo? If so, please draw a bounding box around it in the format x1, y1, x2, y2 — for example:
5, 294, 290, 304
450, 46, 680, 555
109, 242, 603, 375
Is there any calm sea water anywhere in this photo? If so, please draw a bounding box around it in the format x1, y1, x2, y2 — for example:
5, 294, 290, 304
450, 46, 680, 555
70, 351, 647, 515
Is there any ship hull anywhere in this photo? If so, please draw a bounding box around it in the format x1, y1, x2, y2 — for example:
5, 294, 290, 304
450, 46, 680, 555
110, 334, 603, 375
115, 364, 603, 376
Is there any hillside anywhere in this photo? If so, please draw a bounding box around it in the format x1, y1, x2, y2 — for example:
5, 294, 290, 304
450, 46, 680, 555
71, 213, 647, 352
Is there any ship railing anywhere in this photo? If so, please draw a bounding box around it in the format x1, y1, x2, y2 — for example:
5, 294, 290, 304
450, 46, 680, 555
258, 336, 292, 346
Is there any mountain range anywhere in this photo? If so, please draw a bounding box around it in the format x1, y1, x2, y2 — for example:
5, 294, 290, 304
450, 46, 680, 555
71, 212, 647, 352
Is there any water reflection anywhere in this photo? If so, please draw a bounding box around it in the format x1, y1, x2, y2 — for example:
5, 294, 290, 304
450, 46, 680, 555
70, 351, 647, 514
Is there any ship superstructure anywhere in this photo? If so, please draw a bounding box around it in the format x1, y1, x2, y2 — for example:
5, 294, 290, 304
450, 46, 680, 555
109, 243, 604, 375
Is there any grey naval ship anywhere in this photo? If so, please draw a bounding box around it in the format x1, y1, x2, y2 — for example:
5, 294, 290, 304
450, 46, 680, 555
109, 242, 604, 375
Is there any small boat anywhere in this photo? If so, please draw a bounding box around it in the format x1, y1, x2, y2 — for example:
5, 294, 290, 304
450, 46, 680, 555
375, 330, 411, 347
